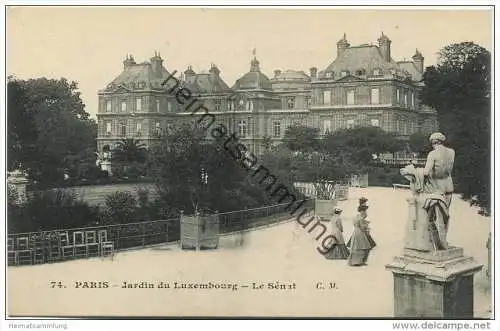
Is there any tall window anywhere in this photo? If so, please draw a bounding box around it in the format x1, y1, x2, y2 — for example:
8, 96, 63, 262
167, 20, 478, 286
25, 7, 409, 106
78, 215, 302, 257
371, 119, 380, 127
106, 100, 112, 112
373, 69, 381, 76
287, 97, 295, 110
155, 121, 161, 136
323, 90, 331, 105
273, 121, 281, 137
347, 119, 355, 129
396, 89, 400, 102
238, 120, 247, 137
136, 122, 142, 136
347, 90, 355, 105
404, 92, 408, 107
411, 93, 415, 107
167, 101, 173, 112
305, 96, 311, 108
136, 97, 142, 111
120, 122, 127, 136
214, 99, 221, 111
121, 101, 127, 112
156, 99, 161, 112
105, 121, 112, 135
246, 100, 253, 111
323, 120, 331, 134
371, 88, 380, 104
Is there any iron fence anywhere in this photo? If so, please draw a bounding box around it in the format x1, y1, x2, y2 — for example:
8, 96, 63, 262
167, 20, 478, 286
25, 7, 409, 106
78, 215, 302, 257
7, 199, 314, 267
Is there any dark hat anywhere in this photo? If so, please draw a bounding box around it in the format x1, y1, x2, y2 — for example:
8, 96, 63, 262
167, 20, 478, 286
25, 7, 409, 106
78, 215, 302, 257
359, 197, 368, 205
334, 207, 342, 214
358, 204, 369, 212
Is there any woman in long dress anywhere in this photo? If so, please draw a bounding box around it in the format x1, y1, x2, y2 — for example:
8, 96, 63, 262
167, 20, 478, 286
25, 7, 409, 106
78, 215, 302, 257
324, 208, 350, 260
347, 204, 376, 266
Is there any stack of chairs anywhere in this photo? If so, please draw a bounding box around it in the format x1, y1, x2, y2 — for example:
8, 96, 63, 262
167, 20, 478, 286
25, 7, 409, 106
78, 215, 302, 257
32, 233, 46, 264
73, 231, 87, 259
47, 232, 62, 263
17, 236, 33, 265
7, 238, 17, 266
60, 232, 74, 260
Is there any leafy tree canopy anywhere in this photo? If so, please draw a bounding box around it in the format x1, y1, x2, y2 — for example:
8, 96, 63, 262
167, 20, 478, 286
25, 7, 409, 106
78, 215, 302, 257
283, 125, 320, 153
421, 42, 491, 208
7, 77, 97, 186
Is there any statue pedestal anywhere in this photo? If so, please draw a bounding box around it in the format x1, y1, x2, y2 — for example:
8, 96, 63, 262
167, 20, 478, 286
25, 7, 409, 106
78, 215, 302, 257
101, 160, 112, 176
386, 247, 483, 318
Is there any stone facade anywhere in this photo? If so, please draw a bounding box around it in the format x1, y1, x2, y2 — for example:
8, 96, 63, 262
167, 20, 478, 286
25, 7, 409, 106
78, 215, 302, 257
97, 34, 438, 154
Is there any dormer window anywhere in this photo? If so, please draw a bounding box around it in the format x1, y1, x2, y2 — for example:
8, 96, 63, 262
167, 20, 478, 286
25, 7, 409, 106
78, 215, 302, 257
341, 71, 348, 78
373, 68, 381, 76
326, 71, 333, 79
355, 69, 365, 76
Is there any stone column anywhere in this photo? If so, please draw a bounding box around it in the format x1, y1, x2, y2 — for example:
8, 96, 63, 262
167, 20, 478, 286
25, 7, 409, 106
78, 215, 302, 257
386, 199, 483, 318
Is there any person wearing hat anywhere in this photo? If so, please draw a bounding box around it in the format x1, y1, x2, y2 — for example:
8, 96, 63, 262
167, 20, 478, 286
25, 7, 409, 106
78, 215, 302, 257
347, 204, 376, 266
359, 197, 368, 206
423, 132, 455, 207
323, 207, 350, 260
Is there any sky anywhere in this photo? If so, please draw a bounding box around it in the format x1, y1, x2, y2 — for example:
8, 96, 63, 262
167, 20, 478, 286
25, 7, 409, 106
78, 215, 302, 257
6, 7, 493, 119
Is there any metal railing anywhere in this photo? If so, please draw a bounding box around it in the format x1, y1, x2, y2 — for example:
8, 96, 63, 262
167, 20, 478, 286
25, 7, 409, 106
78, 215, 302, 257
7, 200, 314, 267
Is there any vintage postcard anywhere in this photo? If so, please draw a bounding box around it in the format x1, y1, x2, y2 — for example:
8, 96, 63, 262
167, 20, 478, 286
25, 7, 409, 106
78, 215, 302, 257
4, 4, 495, 323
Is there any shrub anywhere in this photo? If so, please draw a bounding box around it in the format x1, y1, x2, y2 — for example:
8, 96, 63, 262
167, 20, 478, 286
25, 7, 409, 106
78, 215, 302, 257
8, 189, 100, 233
102, 191, 137, 224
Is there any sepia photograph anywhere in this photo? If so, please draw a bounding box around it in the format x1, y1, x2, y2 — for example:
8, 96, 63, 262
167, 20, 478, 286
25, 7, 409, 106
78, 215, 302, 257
3, 3, 495, 325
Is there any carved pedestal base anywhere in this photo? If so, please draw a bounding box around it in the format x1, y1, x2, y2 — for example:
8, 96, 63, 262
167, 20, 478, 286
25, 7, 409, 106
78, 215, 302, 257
386, 247, 483, 318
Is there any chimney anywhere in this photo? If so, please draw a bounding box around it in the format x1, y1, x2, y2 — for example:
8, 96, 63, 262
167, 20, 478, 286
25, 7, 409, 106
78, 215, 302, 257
274, 69, 282, 78
184, 65, 196, 80
412, 49, 424, 73
336, 33, 350, 58
310, 67, 317, 80
150, 51, 163, 77
209, 63, 220, 81
377, 32, 392, 62
123, 54, 136, 70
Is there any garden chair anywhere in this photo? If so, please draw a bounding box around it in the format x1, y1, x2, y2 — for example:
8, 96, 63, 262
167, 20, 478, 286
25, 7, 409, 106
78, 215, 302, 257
60, 232, 74, 260
85, 231, 100, 257
73, 231, 87, 259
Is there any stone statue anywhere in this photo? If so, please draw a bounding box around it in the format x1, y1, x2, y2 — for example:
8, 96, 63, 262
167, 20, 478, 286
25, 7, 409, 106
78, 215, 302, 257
400, 132, 455, 251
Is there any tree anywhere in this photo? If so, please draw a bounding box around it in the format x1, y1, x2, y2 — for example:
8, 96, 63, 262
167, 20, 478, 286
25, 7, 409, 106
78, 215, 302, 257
421, 42, 491, 209
324, 126, 401, 173
148, 125, 271, 215
112, 138, 148, 163
408, 132, 432, 155
7, 77, 97, 186
283, 125, 320, 153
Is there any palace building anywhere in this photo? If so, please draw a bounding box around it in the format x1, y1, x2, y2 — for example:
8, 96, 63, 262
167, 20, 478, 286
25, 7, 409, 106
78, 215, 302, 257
97, 33, 438, 155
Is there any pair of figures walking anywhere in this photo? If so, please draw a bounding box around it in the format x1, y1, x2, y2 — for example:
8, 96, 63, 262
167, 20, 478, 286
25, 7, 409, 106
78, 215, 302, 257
323, 197, 377, 266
